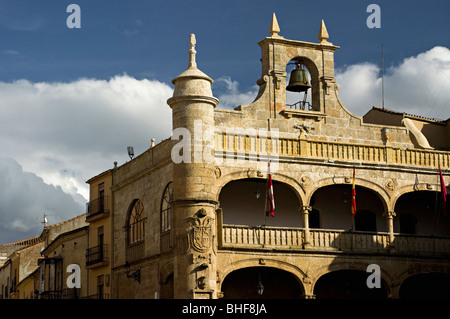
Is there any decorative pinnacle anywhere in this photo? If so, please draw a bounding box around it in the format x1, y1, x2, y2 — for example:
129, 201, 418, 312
269, 13, 282, 38
318, 19, 332, 45
188, 33, 197, 68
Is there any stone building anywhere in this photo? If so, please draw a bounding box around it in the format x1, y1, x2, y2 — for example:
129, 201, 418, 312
108, 14, 450, 299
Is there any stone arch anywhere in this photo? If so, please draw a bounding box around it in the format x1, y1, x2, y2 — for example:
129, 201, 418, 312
307, 178, 389, 232
218, 258, 308, 298
313, 269, 389, 299
392, 183, 440, 204
311, 262, 392, 299
307, 176, 390, 212
215, 169, 306, 205
218, 176, 303, 227
159, 261, 174, 284
398, 271, 450, 299
393, 186, 450, 236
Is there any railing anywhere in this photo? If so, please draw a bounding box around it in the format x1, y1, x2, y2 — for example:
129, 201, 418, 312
214, 132, 450, 169
220, 224, 450, 256
222, 225, 303, 249
86, 196, 110, 220
309, 229, 389, 252
86, 244, 108, 267
394, 234, 450, 256
286, 101, 312, 111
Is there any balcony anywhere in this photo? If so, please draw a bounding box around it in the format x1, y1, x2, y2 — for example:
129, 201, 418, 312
86, 196, 110, 222
219, 224, 450, 257
86, 244, 108, 268
214, 132, 450, 169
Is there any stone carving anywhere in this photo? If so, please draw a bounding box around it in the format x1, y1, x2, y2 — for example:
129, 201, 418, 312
300, 176, 312, 188
215, 166, 221, 178
187, 209, 213, 253
385, 179, 396, 192
247, 169, 263, 178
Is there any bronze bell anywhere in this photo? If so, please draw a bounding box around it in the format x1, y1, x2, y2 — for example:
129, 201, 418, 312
286, 63, 311, 92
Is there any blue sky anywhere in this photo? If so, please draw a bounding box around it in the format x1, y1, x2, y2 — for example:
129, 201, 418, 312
0, 0, 448, 86
0, 0, 450, 244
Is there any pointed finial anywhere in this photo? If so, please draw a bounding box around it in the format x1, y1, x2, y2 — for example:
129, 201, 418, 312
188, 33, 197, 68
318, 19, 332, 45
269, 13, 282, 38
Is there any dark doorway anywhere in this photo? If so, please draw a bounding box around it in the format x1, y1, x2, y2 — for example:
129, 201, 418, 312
314, 270, 388, 299
399, 273, 450, 299
221, 267, 303, 299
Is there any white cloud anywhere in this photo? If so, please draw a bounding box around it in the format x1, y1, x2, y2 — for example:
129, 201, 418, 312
213, 76, 259, 109
0, 75, 173, 225
336, 46, 450, 120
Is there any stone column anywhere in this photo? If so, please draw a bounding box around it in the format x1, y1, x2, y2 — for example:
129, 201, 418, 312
167, 34, 219, 299
384, 211, 396, 249
301, 206, 312, 248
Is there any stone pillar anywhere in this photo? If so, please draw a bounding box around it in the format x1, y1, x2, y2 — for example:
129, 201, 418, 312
384, 211, 396, 249
301, 206, 312, 248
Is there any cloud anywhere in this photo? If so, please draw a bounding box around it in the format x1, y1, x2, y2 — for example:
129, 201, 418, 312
336, 46, 450, 120
213, 76, 259, 109
0, 157, 84, 244
0, 75, 173, 216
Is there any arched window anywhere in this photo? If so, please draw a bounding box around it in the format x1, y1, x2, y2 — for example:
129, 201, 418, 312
128, 199, 145, 244
161, 182, 173, 233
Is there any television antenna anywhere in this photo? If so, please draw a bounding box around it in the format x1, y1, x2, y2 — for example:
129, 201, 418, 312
35, 213, 59, 228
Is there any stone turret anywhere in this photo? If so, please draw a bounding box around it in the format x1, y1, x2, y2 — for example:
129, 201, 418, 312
167, 34, 219, 299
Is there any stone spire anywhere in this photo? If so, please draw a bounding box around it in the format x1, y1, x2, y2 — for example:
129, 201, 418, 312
188, 33, 197, 69
169, 33, 216, 99
269, 13, 283, 38
318, 19, 332, 45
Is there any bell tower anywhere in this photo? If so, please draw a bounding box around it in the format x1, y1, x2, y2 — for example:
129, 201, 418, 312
257, 14, 340, 118
167, 34, 219, 299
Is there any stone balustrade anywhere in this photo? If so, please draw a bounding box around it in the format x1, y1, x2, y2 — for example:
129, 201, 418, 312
219, 224, 450, 257
214, 131, 450, 169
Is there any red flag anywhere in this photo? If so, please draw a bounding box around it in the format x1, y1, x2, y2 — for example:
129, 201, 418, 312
351, 167, 356, 218
439, 164, 447, 216
267, 161, 275, 218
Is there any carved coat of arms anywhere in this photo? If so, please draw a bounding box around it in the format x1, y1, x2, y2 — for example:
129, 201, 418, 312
187, 209, 213, 253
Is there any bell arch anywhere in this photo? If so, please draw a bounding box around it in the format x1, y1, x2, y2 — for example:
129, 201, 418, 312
285, 56, 320, 112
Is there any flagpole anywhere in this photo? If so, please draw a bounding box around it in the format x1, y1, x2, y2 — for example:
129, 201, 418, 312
434, 163, 440, 235
263, 159, 269, 227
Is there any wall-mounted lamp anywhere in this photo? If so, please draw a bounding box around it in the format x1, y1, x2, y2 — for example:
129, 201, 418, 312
127, 146, 134, 160
257, 272, 264, 296
125, 262, 140, 284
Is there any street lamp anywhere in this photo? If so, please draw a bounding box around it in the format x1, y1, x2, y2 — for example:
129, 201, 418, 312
125, 261, 141, 284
